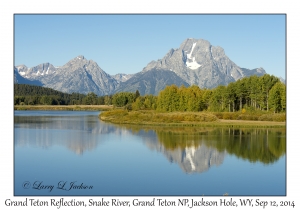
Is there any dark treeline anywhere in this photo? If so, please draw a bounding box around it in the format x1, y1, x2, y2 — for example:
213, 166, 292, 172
15, 74, 286, 114
14, 84, 113, 106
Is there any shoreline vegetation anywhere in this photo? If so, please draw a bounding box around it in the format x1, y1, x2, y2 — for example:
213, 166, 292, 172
14, 105, 286, 128
14, 105, 113, 111
99, 109, 285, 128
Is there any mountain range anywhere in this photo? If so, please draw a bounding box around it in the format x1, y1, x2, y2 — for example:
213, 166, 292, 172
14, 38, 269, 96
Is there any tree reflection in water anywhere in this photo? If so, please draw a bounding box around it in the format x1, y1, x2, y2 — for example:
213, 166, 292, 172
15, 112, 286, 173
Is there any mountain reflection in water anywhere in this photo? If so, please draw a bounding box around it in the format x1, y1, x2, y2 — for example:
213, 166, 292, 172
14, 111, 286, 173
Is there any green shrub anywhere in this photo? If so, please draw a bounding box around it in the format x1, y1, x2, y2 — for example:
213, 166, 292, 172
101, 109, 128, 118
213, 112, 224, 119
222, 112, 239, 120
237, 114, 259, 121
258, 113, 286, 122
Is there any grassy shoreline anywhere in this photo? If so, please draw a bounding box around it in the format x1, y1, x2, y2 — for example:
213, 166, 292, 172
99, 109, 286, 128
14, 105, 113, 111
14, 106, 286, 128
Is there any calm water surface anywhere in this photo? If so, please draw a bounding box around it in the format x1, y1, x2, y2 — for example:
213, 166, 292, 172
14, 110, 286, 196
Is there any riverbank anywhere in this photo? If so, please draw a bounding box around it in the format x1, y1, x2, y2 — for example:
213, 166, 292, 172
99, 110, 286, 128
14, 105, 113, 111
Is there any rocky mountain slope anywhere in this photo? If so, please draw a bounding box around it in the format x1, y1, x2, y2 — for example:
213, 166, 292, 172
114, 68, 189, 95
111, 73, 133, 83
15, 56, 118, 95
14, 67, 43, 86
142, 38, 266, 88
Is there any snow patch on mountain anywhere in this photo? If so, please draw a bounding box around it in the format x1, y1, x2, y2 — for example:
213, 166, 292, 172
186, 42, 201, 70
187, 43, 196, 59
186, 57, 201, 70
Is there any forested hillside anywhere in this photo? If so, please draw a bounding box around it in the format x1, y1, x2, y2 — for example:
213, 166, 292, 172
14, 84, 101, 105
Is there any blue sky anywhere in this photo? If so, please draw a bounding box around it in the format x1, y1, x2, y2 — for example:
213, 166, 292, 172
14, 14, 286, 78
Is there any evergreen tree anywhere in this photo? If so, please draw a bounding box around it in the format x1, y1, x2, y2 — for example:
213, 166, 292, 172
135, 90, 140, 100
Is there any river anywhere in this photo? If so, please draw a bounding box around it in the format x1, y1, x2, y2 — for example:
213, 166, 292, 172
14, 110, 286, 196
